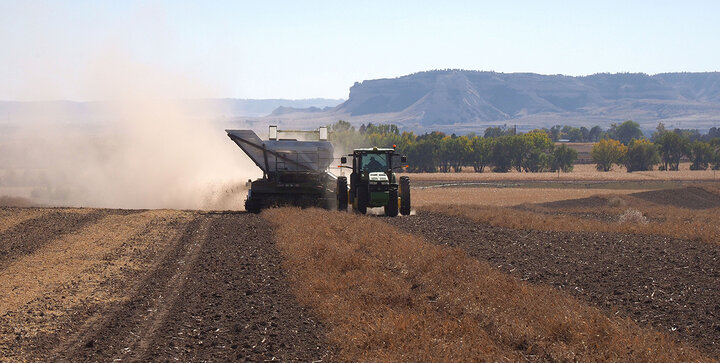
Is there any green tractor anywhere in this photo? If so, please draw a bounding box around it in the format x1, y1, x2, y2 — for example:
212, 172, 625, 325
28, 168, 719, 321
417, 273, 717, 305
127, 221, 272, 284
336, 147, 411, 217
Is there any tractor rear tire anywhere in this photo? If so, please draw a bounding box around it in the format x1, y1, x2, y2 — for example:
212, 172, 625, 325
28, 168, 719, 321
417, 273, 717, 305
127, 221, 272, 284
357, 182, 368, 214
385, 188, 398, 217
337, 176, 348, 211
400, 176, 411, 216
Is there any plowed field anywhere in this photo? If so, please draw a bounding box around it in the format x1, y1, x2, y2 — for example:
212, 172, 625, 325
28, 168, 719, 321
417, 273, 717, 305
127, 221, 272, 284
0, 208, 331, 362
387, 187, 720, 358
2, 184, 719, 361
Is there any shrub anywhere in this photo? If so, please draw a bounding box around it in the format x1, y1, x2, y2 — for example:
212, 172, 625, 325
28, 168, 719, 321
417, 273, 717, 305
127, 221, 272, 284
607, 196, 627, 208
623, 139, 660, 172
591, 139, 627, 171
619, 208, 648, 225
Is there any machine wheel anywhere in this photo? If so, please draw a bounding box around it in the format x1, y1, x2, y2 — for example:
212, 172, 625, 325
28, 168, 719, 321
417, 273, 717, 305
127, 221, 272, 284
357, 182, 368, 214
400, 176, 411, 216
385, 188, 398, 217
337, 176, 348, 211
245, 197, 261, 214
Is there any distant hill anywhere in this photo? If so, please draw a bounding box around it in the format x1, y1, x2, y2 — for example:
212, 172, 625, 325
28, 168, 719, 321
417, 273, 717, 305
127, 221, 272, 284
0, 98, 344, 122
188, 98, 344, 117
263, 70, 720, 133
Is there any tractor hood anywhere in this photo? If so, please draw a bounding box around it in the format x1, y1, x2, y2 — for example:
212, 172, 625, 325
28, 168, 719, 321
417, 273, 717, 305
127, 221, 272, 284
368, 172, 389, 183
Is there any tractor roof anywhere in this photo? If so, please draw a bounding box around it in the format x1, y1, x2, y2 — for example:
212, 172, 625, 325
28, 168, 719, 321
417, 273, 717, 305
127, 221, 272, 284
353, 147, 396, 153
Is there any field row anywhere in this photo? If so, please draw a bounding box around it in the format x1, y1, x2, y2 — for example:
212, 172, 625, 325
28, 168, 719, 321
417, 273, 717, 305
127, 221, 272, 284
1, 193, 718, 360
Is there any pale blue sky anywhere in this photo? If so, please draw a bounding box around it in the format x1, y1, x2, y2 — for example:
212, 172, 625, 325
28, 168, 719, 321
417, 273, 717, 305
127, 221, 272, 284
1, 0, 719, 101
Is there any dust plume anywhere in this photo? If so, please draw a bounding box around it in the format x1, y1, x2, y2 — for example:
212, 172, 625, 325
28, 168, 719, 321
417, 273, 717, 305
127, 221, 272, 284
0, 59, 259, 210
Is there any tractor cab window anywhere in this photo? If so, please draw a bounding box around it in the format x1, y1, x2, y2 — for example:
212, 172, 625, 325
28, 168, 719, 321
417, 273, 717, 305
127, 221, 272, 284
360, 153, 388, 173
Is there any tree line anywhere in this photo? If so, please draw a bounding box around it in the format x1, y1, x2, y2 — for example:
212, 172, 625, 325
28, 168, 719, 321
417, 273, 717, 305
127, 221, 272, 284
591, 121, 720, 172
328, 120, 720, 173
330, 120, 575, 173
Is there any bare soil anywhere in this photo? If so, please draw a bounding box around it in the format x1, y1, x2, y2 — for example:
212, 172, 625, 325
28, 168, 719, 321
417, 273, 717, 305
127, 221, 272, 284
537, 187, 720, 211
0, 208, 128, 269
631, 187, 720, 210
387, 212, 720, 358
0, 209, 332, 361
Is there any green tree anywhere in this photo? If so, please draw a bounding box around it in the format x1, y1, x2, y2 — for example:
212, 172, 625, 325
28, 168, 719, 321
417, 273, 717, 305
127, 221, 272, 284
329, 120, 368, 153
710, 138, 720, 170
674, 128, 702, 142
580, 126, 590, 142
591, 139, 627, 172
406, 139, 437, 172
437, 136, 470, 172
607, 120, 643, 145
518, 132, 554, 172
437, 136, 453, 172
551, 144, 578, 172
548, 125, 562, 142
452, 136, 471, 172
708, 127, 720, 140
331, 120, 353, 132
588, 126, 603, 142
689, 141, 713, 170
623, 139, 660, 172
490, 136, 514, 172
651, 122, 667, 141
484, 126, 512, 138
563, 126, 584, 142
655, 131, 689, 171
469, 136, 492, 172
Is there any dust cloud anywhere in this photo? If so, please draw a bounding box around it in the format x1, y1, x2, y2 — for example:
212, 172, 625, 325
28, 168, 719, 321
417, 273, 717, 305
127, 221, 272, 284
0, 59, 259, 210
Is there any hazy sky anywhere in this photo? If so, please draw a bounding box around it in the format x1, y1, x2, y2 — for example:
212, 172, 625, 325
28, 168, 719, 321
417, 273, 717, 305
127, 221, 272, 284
2, 0, 719, 101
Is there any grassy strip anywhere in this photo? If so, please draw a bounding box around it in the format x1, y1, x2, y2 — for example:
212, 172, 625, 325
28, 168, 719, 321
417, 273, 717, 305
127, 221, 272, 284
264, 208, 708, 362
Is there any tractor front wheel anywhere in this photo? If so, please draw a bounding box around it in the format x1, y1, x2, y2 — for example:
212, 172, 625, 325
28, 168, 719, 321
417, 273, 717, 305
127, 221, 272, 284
400, 176, 411, 216
385, 188, 398, 217
357, 182, 368, 214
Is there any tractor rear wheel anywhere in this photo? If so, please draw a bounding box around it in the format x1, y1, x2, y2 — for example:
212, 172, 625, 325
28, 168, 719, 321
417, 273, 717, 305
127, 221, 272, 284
357, 182, 368, 214
337, 176, 348, 211
385, 188, 398, 217
400, 176, 411, 216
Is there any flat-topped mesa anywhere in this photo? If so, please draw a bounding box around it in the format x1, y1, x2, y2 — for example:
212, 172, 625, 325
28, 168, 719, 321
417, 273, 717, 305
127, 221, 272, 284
226, 126, 334, 175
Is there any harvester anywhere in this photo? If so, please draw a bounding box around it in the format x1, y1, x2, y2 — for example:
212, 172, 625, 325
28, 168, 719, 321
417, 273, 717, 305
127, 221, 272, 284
226, 126, 337, 213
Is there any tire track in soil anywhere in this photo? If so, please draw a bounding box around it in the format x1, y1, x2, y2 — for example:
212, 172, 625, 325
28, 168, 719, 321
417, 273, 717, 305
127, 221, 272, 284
55, 213, 332, 362
52, 216, 208, 362
139, 213, 332, 362
0, 210, 191, 362
0, 208, 138, 270
0, 211, 171, 316
387, 211, 720, 358
0, 208, 45, 234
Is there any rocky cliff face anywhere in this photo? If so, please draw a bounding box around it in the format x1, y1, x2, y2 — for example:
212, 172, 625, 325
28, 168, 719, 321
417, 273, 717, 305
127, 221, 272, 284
331, 70, 720, 128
